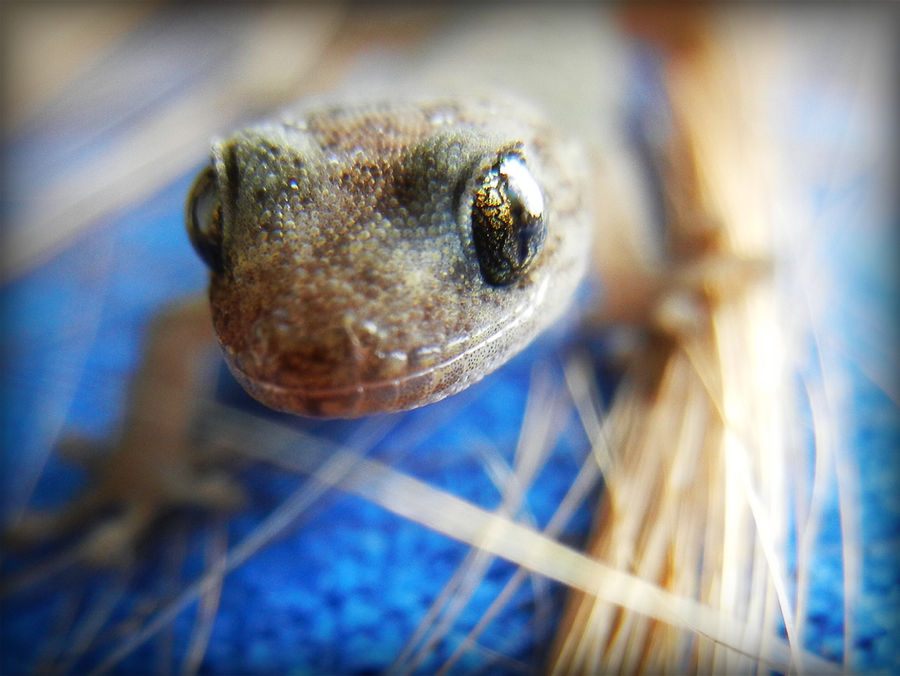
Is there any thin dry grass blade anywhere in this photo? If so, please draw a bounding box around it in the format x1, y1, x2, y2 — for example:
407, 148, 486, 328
549, 9, 830, 673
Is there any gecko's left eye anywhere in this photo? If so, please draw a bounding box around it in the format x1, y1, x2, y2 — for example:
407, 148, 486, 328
471, 152, 547, 286
186, 165, 224, 273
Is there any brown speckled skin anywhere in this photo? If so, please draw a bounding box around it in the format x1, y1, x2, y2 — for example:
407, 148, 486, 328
196, 97, 590, 417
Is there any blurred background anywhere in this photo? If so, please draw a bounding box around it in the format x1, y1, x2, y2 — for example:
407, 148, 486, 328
1, 3, 897, 674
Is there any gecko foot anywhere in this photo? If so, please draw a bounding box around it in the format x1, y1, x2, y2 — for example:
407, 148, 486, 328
3, 435, 245, 570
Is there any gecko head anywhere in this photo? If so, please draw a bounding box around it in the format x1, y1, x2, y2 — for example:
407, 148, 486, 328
186, 97, 590, 418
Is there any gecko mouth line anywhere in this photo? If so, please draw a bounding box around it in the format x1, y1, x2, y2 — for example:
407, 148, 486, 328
228, 274, 553, 417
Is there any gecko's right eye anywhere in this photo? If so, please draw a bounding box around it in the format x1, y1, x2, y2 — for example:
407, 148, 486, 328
470, 152, 547, 286
186, 166, 224, 273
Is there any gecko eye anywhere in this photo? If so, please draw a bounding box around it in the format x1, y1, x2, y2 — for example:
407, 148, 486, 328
186, 165, 224, 273
471, 152, 547, 286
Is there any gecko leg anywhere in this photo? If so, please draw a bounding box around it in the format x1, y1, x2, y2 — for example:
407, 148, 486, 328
4, 297, 244, 568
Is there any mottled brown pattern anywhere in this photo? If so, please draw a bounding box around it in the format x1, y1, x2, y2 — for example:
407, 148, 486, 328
192, 96, 590, 416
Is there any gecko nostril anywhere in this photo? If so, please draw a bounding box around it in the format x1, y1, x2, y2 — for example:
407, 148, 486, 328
186, 165, 224, 273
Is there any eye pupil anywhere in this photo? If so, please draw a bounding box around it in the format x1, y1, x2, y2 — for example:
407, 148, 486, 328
471, 153, 547, 286
517, 229, 532, 264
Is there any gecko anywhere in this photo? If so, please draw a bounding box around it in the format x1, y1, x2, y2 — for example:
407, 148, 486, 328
187, 96, 592, 417
5, 91, 752, 575
4, 95, 595, 565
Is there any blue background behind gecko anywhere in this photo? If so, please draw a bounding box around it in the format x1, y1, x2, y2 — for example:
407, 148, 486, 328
2, 5, 898, 674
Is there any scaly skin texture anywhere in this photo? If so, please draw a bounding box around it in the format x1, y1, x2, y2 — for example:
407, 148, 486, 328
190, 96, 591, 416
